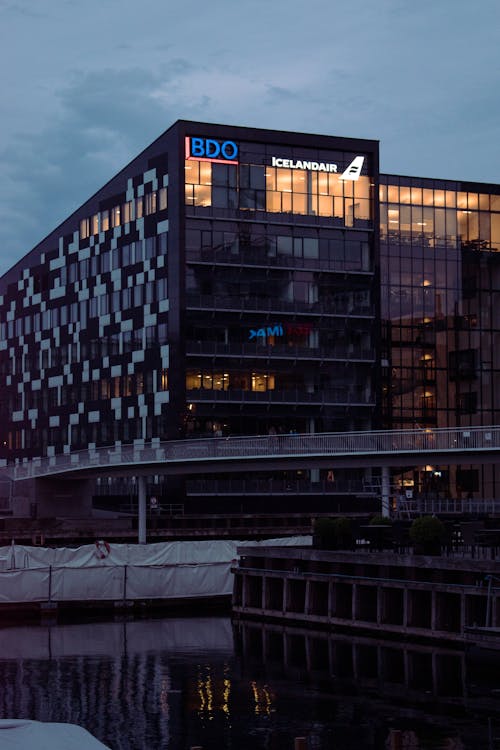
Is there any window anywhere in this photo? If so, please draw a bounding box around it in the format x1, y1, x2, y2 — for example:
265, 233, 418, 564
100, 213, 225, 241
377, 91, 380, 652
158, 187, 167, 211
448, 349, 477, 381
122, 201, 132, 223
79, 218, 90, 240
111, 205, 121, 227
145, 192, 157, 215
456, 392, 477, 414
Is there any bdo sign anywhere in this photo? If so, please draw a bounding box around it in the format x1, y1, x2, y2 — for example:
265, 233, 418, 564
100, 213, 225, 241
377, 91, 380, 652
185, 136, 239, 164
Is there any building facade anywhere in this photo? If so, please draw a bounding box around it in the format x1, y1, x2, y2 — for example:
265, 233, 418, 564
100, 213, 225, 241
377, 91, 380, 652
0, 120, 498, 515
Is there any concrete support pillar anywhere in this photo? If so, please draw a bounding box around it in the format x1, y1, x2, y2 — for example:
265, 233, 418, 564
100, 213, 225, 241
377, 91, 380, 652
381, 465, 391, 518
377, 586, 383, 625
404, 649, 410, 689
431, 652, 438, 695
403, 588, 409, 628
431, 590, 437, 631
351, 583, 357, 621
304, 580, 311, 615
305, 635, 311, 672
283, 578, 289, 613
138, 475, 147, 544
241, 574, 248, 609
352, 642, 358, 680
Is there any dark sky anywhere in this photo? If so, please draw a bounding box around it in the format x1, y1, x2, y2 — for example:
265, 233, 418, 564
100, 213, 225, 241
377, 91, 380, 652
0, 0, 498, 274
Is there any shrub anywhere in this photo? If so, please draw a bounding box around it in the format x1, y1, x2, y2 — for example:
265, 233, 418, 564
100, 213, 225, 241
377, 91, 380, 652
314, 517, 353, 550
409, 516, 445, 554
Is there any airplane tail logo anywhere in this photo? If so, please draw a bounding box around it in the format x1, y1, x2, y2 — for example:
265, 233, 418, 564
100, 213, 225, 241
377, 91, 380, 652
340, 156, 365, 181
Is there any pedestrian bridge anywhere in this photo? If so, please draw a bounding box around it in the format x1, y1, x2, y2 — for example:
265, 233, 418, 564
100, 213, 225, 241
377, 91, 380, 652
7, 425, 500, 482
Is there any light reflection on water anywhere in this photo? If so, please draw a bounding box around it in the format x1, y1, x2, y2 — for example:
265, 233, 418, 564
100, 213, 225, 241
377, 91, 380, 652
0, 615, 498, 749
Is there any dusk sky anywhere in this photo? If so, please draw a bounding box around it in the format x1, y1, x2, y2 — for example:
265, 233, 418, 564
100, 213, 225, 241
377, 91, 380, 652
0, 0, 498, 275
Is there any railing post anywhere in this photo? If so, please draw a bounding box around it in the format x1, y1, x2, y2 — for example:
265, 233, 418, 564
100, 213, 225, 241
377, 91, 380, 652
138, 476, 147, 544
381, 465, 391, 518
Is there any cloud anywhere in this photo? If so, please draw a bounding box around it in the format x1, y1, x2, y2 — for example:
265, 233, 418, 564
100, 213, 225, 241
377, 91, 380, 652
0, 0, 499, 274
0, 68, 172, 273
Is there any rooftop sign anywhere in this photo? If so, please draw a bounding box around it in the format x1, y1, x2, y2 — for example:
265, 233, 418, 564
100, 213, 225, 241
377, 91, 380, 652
271, 156, 337, 173
270, 155, 365, 180
185, 136, 239, 164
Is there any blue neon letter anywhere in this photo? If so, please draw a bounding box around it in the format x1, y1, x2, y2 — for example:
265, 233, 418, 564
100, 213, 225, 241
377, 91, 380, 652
205, 139, 221, 158
190, 138, 205, 156
221, 140, 238, 160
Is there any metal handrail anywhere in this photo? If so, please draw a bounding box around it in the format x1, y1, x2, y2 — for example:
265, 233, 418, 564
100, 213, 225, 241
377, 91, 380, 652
6, 425, 500, 481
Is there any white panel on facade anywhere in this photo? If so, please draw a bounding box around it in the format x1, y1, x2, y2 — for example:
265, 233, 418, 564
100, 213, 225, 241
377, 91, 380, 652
50, 286, 66, 300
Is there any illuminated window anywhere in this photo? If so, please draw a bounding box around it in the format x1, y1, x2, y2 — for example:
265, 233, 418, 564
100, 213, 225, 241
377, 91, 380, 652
111, 206, 121, 227
251, 373, 275, 391
122, 201, 132, 223
124, 375, 133, 396
145, 192, 157, 215
79, 218, 90, 240
265, 164, 370, 225
160, 369, 168, 391
186, 371, 202, 389
91, 214, 99, 235
158, 187, 167, 210
101, 210, 110, 231
112, 376, 121, 398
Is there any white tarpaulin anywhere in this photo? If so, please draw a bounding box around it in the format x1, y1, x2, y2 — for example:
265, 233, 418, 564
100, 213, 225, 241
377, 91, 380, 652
0, 720, 110, 749
0, 537, 310, 605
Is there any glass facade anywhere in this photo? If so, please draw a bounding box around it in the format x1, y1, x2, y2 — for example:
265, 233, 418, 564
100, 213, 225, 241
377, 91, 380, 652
380, 175, 500, 497
185, 141, 373, 228
183, 134, 377, 442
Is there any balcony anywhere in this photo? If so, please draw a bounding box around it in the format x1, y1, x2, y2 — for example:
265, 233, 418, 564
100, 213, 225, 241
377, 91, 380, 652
186, 248, 373, 275
187, 387, 375, 407
186, 293, 374, 318
186, 340, 375, 363
186, 477, 375, 496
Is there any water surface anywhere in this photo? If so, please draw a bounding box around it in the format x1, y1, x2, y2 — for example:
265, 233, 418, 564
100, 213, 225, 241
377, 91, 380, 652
0, 615, 498, 749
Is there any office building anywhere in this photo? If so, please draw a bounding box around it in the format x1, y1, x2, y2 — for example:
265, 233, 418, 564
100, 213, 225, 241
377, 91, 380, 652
0, 120, 498, 515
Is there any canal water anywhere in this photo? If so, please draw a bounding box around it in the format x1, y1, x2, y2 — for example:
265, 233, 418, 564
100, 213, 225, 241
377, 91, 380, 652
0, 614, 499, 749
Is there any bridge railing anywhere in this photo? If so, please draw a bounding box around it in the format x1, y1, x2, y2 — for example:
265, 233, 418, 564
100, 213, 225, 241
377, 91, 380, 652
8, 425, 500, 481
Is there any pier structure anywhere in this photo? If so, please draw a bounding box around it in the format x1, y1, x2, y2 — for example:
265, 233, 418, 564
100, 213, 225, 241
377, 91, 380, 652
232, 545, 500, 645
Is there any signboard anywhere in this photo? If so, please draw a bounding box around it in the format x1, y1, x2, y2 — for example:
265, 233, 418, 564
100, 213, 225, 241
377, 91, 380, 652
185, 137, 239, 164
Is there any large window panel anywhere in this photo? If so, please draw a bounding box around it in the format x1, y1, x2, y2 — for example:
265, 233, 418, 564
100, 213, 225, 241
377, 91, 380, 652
491, 213, 500, 250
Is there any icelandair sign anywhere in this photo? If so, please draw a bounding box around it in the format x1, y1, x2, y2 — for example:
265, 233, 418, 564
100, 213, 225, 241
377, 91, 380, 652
270, 155, 365, 180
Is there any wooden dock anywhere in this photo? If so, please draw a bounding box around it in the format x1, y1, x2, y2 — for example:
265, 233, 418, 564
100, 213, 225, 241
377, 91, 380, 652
232, 545, 500, 647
